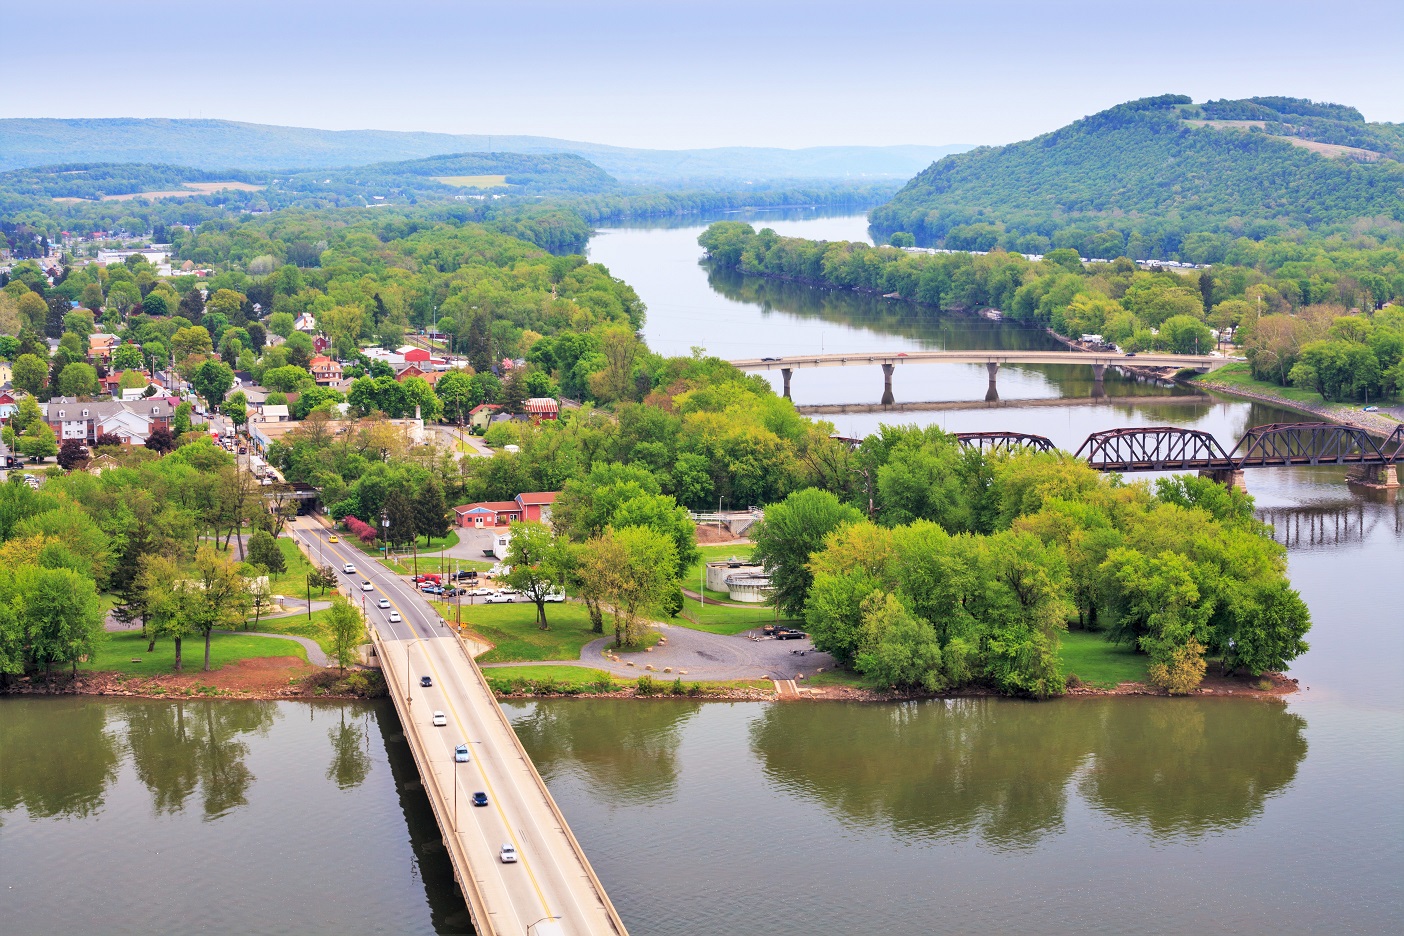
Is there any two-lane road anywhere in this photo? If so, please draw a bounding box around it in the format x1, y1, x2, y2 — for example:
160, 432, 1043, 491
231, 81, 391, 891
289, 517, 625, 936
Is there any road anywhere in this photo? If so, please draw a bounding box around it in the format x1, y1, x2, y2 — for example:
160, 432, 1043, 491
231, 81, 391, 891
729, 349, 1233, 371
288, 516, 627, 936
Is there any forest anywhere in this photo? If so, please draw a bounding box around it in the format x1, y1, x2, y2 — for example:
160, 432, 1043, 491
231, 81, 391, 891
869, 95, 1404, 261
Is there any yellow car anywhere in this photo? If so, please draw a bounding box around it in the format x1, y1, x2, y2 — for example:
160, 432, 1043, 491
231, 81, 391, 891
328, 534, 339, 543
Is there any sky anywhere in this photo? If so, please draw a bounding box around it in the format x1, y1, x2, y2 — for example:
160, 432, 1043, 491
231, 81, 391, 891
5, 0, 1400, 150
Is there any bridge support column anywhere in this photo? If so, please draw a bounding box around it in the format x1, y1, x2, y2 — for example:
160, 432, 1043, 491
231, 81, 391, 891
1199, 468, 1247, 493
780, 367, 792, 400
984, 361, 1000, 402
881, 363, 895, 406
1348, 464, 1400, 489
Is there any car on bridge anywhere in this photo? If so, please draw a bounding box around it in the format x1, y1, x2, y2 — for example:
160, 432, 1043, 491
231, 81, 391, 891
499, 844, 517, 864
472, 791, 488, 806
378, 598, 391, 609
342, 562, 356, 574
455, 744, 470, 763
420, 675, 432, 687
388, 611, 402, 623
432, 711, 447, 727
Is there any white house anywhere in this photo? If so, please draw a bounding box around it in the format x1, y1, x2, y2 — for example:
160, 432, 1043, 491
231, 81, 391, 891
292, 313, 318, 333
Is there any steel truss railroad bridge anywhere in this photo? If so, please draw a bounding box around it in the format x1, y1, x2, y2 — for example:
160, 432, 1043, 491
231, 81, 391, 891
952, 423, 1404, 489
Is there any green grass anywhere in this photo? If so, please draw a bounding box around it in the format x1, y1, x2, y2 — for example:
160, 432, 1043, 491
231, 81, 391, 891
82, 629, 308, 676
1193, 362, 1400, 414
802, 668, 870, 688
1059, 630, 1149, 688
263, 536, 319, 596
677, 594, 798, 635
243, 606, 343, 655
435, 600, 659, 663
484, 664, 621, 689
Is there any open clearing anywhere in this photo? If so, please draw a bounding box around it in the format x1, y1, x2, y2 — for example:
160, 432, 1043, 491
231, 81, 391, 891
53, 181, 264, 202
432, 174, 509, 188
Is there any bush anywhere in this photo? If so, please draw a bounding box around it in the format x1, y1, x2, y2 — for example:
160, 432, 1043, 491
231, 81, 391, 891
635, 674, 657, 696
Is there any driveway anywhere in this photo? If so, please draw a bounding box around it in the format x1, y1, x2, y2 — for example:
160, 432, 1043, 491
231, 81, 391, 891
441, 526, 498, 561
482, 622, 835, 682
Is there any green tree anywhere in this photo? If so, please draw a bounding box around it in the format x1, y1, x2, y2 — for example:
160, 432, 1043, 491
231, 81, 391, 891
57, 362, 100, 398
503, 521, 569, 629
414, 478, 451, 545
12, 353, 48, 396
110, 343, 145, 372
752, 488, 864, 617
191, 359, 234, 408
267, 311, 295, 338
853, 591, 945, 691
434, 370, 476, 423
18, 420, 58, 462
246, 530, 286, 574
325, 595, 365, 672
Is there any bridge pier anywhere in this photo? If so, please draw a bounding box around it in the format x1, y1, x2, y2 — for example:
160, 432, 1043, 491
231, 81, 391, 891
1348, 464, 1400, 489
881, 363, 895, 405
1199, 468, 1247, 492
985, 362, 999, 402
780, 367, 792, 399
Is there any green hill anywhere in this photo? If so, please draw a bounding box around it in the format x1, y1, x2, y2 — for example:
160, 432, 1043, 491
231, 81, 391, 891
0, 117, 968, 183
870, 95, 1404, 263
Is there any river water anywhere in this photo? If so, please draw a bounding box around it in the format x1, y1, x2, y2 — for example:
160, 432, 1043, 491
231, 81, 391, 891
2, 212, 1400, 935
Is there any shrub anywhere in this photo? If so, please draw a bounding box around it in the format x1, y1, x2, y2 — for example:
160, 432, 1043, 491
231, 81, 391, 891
635, 674, 657, 696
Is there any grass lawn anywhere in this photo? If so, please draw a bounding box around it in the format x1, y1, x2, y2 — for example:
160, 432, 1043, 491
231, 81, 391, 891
802, 667, 870, 688
1193, 362, 1400, 415
438, 600, 659, 664
345, 530, 460, 558
264, 536, 320, 597
677, 594, 798, 636
243, 606, 345, 656
83, 630, 308, 676
484, 665, 620, 690
1060, 630, 1149, 688
381, 552, 491, 577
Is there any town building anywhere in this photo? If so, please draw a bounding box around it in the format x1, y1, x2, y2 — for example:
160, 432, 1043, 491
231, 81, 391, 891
0, 392, 18, 423
308, 355, 343, 385
468, 403, 501, 431
524, 397, 559, 421
452, 491, 559, 528
292, 312, 318, 333
42, 397, 175, 444
88, 334, 118, 363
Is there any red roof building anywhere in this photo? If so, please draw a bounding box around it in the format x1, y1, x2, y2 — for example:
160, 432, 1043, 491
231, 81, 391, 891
524, 397, 559, 421
452, 491, 559, 528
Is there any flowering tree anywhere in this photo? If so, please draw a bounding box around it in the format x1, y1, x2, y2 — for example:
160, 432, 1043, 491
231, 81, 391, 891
343, 515, 378, 544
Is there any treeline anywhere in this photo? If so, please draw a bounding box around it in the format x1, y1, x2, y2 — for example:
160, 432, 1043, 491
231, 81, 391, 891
699, 222, 1404, 398
869, 95, 1404, 261
751, 428, 1310, 698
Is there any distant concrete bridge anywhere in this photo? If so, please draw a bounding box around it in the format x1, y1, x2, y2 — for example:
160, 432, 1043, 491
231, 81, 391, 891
729, 350, 1231, 403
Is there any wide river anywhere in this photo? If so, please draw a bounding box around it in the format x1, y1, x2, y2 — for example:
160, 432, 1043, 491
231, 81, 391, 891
3, 212, 1400, 935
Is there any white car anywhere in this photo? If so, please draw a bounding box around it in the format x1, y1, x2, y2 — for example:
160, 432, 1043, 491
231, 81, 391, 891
499, 844, 517, 864
432, 711, 447, 727
484, 591, 515, 603
360, 580, 374, 592
467, 587, 493, 597
377, 598, 391, 609
544, 590, 565, 603
342, 562, 356, 574
388, 611, 402, 623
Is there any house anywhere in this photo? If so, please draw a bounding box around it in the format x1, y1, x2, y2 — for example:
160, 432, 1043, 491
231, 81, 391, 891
397, 345, 432, 364
451, 491, 559, 528
260, 404, 290, 423
468, 403, 501, 431
515, 491, 558, 523
308, 355, 343, 385
0, 392, 17, 423
312, 335, 331, 354
87, 452, 121, 474
524, 397, 559, 421
394, 363, 426, 382
88, 334, 118, 362
0, 361, 11, 386
292, 312, 318, 333
99, 372, 124, 397
43, 397, 174, 444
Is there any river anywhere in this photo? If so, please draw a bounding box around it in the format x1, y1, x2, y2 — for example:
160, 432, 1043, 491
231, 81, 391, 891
2, 212, 1400, 935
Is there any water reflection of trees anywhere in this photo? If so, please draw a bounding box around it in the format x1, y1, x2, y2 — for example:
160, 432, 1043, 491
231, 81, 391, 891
0, 698, 123, 819
124, 700, 276, 820
326, 704, 373, 790
750, 697, 1306, 849
511, 700, 702, 804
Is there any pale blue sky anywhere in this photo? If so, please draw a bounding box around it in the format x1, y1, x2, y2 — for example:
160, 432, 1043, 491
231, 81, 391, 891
5, 0, 1398, 149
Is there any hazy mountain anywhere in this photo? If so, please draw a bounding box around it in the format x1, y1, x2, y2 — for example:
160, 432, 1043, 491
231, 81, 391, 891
0, 118, 969, 183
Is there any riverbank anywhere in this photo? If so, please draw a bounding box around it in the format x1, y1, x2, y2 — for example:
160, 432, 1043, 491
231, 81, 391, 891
1, 658, 387, 700
1189, 363, 1401, 437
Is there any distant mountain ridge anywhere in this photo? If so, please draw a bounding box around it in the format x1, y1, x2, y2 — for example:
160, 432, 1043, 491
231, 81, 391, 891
0, 118, 968, 182
870, 95, 1404, 262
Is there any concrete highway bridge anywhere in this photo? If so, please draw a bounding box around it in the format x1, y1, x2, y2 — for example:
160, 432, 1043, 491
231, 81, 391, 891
729, 349, 1232, 403
289, 518, 628, 936
950, 423, 1404, 489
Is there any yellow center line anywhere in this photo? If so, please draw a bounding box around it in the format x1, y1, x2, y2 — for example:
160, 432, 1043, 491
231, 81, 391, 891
297, 520, 556, 921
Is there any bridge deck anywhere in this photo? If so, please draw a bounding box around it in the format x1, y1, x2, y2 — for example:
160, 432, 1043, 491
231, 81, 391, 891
291, 518, 627, 936
730, 349, 1231, 371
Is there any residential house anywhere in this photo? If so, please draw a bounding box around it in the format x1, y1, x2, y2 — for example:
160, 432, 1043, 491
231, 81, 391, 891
308, 355, 343, 385
88, 334, 118, 363
0, 361, 13, 386
312, 335, 331, 354
0, 392, 18, 423
524, 397, 559, 422
468, 403, 501, 431
394, 363, 426, 382
292, 312, 318, 333
260, 404, 290, 423
43, 397, 174, 444
515, 491, 558, 523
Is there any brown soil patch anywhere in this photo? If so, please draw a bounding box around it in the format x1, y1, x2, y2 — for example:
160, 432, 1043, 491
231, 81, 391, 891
4, 657, 382, 700
694, 524, 752, 545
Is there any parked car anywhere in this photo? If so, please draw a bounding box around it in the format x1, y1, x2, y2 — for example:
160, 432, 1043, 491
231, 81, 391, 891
423, 585, 443, 595
342, 562, 356, 574
484, 591, 515, 603
1364, 405, 1379, 412
377, 598, 391, 609
360, 580, 374, 592
472, 791, 488, 806
431, 711, 447, 727
455, 744, 470, 763
420, 675, 433, 687
499, 844, 517, 864
388, 611, 402, 623
468, 587, 493, 597
441, 587, 461, 598
543, 590, 565, 603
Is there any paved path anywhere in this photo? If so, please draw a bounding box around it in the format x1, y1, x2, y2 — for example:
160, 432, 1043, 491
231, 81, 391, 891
213, 629, 329, 666
481, 621, 834, 681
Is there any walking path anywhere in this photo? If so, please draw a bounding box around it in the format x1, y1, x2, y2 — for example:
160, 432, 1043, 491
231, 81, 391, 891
481, 622, 834, 681
212, 629, 329, 666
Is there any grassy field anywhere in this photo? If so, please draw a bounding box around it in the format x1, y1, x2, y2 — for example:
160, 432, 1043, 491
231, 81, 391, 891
678, 595, 796, 636
433, 174, 509, 188
264, 536, 320, 597
1193, 362, 1399, 414
438, 600, 659, 663
1060, 630, 1149, 688
82, 630, 308, 676
484, 665, 620, 690
243, 606, 345, 655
